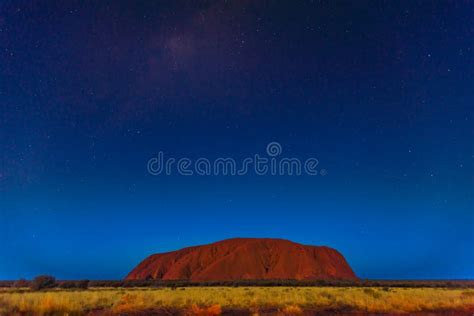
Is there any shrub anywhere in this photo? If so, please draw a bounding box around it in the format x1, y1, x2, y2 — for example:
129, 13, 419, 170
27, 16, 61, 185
75, 280, 89, 289
13, 279, 29, 288
58, 280, 89, 289
363, 288, 382, 299
30, 275, 56, 291
59, 281, 76, 289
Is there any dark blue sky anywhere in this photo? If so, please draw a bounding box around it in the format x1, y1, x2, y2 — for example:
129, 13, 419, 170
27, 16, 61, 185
1, 1, 473, 280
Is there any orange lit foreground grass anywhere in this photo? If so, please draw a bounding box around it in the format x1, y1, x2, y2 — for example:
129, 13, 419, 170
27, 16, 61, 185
1, 287, 473, 315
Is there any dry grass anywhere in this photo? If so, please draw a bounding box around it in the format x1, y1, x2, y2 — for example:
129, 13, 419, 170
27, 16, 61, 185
0, 286, 473, 315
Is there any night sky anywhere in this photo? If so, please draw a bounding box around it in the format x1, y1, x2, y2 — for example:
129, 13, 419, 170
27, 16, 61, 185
1, 1, 473, 280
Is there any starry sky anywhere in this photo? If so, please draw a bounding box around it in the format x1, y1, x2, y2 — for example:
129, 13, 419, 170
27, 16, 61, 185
1, 1, 473, 280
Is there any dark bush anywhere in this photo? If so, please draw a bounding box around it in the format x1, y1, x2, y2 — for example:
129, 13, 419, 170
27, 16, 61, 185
30, 275, 56, 291
58, 280, 89, 289
79, 279, 474, 289
0, 281, 14, 288
75, 279, 89, 289
13, 279, 29, 288
59, 281, 76, 289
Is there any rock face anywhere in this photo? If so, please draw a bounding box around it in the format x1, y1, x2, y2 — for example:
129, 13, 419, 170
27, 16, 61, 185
126, 238, 357, 281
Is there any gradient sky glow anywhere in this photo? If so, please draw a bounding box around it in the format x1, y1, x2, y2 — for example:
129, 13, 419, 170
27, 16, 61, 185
1, 1, 473, 280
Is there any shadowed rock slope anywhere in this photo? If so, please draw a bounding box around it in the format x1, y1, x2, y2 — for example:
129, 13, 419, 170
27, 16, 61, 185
126, 238, 357, 281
